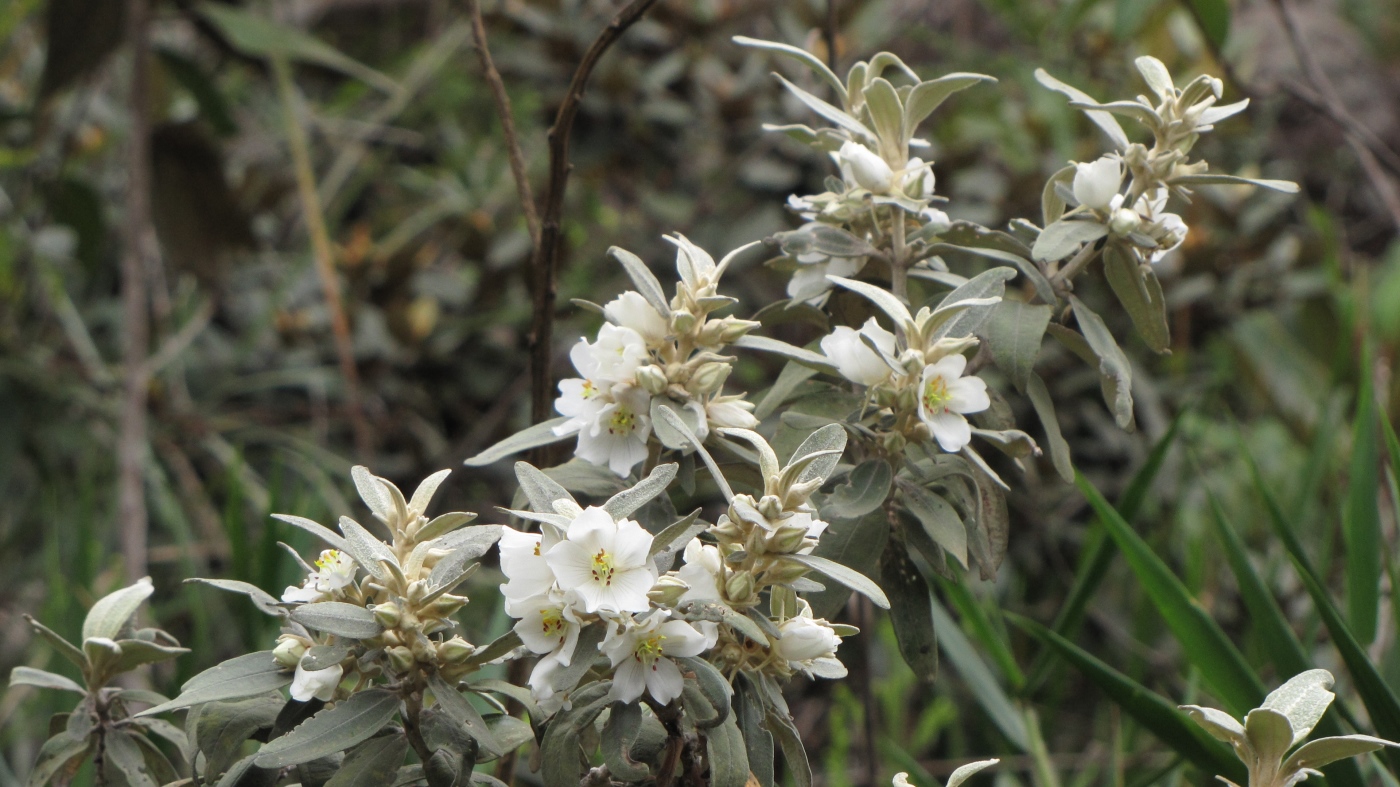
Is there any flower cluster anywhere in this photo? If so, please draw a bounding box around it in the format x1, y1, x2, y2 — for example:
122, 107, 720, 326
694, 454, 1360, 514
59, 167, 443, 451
552, 236, 762, 477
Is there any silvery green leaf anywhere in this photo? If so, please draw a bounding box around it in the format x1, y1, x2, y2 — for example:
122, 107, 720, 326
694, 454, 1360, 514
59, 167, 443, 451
195, 695, 284, 777
656, 404, 735, 500
254, 689, 401, 768
972, 428, 1040, 460
27, 729, 92, 787
756, 674, 811, 787
105, 730, 157, 787
1034, 68, 1131, 149
946, 759, 1000, 787
863, 77, 905, 157
1244, 708, 1295, 768
1042, 165, 1076, 226
775, 224, 877, 258
716, 428, 781, 480
648, 510, 705, 571
427, 674, 502, 758
271, 514, 351, 552
788, 423, 848, 486
136, 652, 292, 716
8, 666, 85, 694
415, 512, 475, 542
111, 639, 190, 673
427, 548, 479, 594
898, 480, 967, 568
762, 122, 821, 146
774, 74, 875, 141
903, 73, 995, 140
821, 459, 892, 519
82, 578, 153, 642
604, 463, 678, 520
1170, 173, 1300, 193
1064, 299, 1135, 430
785, 553, 890, 609
24, 616, 87, 675
679, 656, 733, 728
601, 701, 649, 781
930, 267, 1018, 340
1032, 218, 1108, 263
1180, 704, 1247, 745
548, 624, 608, 695
1025, 374, 1073, 483
464, 417, 571, 467
544, 459, 628, 497
732, 335, 839, 376
651, 397, 704, 452
302, 643, 352, 671
351, 466, 394, 523
338, 516, 397, 581
827, 275, 914, 330
1134, 56, 1175, 100
513, 461, 576, 514
1282, 735, 1395, 773
1069, 99, 1159, 127
705, 715, 750, 787
291, 602, 383, 639
1261, 669, 1335, 745
1198, 99, 1250, 126
186, 578, 286, 618
323, 732, 409, 787
408, 469, 452, 516
609, 247, 671, 317
464, 630, 523, 668
1102, 244, 1170, 353
981, 300, 1051, 392
430, 524, 503, 562
732, 36, 846, 100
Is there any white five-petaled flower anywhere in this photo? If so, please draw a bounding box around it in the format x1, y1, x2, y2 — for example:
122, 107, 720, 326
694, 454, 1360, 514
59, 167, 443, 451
917, 354, 991, 453
1073, 156, 1124, 212
513, 591, 582, 666
281, 549, 357, 604
821, 317, 899, 387
839, 141, 894, 194
705, 395, 759, 430
290, 661, 342, 702
601, 613, 710, 704
554, 379, 653, 477
498, 528, 559, 612
546, 507, 657, 614
605, 291, 669, 346
775, 601, 846, 679
675, 540, 725, 605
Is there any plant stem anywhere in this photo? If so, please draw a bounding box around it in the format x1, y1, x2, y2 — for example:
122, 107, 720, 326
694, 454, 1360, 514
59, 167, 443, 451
1051, 240, 1099, 289
273, 56, 373, 460
402, 688, 435, 765
467, 0, 540, 244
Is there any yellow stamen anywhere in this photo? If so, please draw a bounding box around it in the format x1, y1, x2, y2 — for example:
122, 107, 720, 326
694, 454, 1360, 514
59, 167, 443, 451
607, 406, 635, 435
314, 550, 342, 571
590, 549, 616, 586
922, 376, 951, 413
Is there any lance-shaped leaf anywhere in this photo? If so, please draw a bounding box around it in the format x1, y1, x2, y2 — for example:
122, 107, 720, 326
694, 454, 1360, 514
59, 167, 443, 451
732, 36, 846, 100
929, 267, 1017, 340
732, 335, 839, 376
863, 77, 905, 160
773, 74, 875, 141
427, 674, 502, 758
409, 469, 452, 516
1283, 735, 1396, 773
337, 517, 397, 581
785, 553, 889, 608
601, 700, 649, 781
1065, 298, 1135, 429
1034, 69, 1130, 149
513, 462, 575, 514
1171, 173, 1299, 193
1032, 219, 1107, 263
705, 715, 751, 787
981, 300, 1051, 392
903, 73, 995, 140
1102, 244, 1170, 353
271, 514, 350, 552
255, 689, 401, 768
9, 666, 85, 694
186, 578, 286, 618
1025, 374, 1073, 483
789, 423, 848, 486
609, 247, 671, 317
137, 652, 292, 716
898, 480, 967, 568
291, 602, 383, 640
464, 417, 571, 467
821, 459, 892, 520
827, 275, 914, 331
655, 405, 734, 500
774, 224, 877, 259
1261, 670, 1335, 746
1244, 708, 1295, 769
603, 463, 678, 520
323, 732, 409, 787
82, 578, 153, 642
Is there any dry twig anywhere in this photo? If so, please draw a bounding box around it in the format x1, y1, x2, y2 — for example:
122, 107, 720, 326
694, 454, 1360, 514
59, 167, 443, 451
467, 0, 540, 244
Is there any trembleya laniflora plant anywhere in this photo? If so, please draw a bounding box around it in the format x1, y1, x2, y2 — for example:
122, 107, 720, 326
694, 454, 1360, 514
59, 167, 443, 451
10, 34, 1334, 787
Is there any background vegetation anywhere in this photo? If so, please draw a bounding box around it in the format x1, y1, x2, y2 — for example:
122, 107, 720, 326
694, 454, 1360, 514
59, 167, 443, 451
2, 0, 1400, 785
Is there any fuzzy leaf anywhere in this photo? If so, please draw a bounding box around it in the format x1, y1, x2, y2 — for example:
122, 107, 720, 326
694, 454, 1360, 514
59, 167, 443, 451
427, 674, 502, 758
136, 652, 292, 716
609, 247, 672, 317
732, 36, 846, 100
1032, 219, 1107, 262
290, 602, 383, 640
270, 515, 351, 552
464, 417, 571, 467
785, 553, 890, 609
981, 300, 1050, 392
9, 667, 84, 695
1262, 670, 1336, 745
82, 578, 153, 642
254, 689, 401, 768
1102, 244, 1170, 353
821, 459, 892, 520
1034, 69, 1130, 149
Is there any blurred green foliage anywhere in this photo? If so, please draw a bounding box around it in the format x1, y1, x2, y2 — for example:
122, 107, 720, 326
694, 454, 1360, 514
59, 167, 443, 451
2, 0, 1400, 785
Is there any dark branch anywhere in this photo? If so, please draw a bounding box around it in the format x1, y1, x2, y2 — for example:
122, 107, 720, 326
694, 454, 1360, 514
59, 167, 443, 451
467, 0, 540, 244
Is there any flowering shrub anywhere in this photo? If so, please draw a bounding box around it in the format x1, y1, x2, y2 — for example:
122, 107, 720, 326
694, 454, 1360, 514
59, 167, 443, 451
15, 27, 1397, 787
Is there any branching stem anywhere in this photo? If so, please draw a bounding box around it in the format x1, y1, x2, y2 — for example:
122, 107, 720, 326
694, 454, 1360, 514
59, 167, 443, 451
467, 0, 540, 244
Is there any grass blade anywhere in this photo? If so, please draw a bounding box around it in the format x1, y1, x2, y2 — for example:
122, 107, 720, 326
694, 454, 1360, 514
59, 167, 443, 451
929, 595, 1029, 750
1009, 613, 1246, 784
1343, 350, 1381, 644
1076, 473, 1264, 716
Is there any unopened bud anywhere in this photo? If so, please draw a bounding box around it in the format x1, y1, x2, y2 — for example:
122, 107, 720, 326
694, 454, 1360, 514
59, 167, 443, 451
1122, 143, 1150, 169
899, 349, 925, 376
637, 364, 669, 395
429, 594, 467, 619
895, 386, 917, 414
438, 636, 474, 664
718, 318, 760, 344
687, 362, 730, 396
697, 319, 726, 347
1109, 208, 1140, 236
724, 571, 755, 603
411, 636, 436, 664
647, 575, 690, 607
273, 636, 309, 668
764, 558, 811, 585
767, 523, 811, 554
372, 601, 402, 629
407, 580, 428, 606
387, 645, 415, 673
881, 431, 907, 456
758, 495, 783, 521
671, 310, 696, 334
711, 518, 743, 545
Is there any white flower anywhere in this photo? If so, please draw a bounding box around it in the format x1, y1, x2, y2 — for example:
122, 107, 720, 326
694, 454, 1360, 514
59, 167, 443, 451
280, 549, 357, 604
775, 601, 845, 678
839, 141, 894, 193
498, 528, 559, 612
290, 662, 342, 702
1073, 156, 1123, 211
893, 774, 914, 787
568, 323, 650, 384
917, 354, 991, 453
676, 540, 725, 604
821, 317, 898, 387
902, 157, 936, 198
575, 387, 653, 477
706, 395, 758, 430
513, 592, 582, 665
602, 614, 710, 704
527, 655, 575, 715
546, 507, 657, 614
605, 291, 669, 345
788, 253, 865, 304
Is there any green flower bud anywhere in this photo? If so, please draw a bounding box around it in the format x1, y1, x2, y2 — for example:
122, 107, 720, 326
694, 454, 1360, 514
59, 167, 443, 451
1109, 208, 1140, 236
637, 364, 670, 395
757, 494, 783, 521
882, 431, 907, 456
273, 635, 310, 668
672, 310, 697, 334
764, 558, 810, 585
647, 575, 690, 607
687, 362, 731, 396
372, 601, 402, 629
428, 594, 467, 619
387, 645, 415, 673
718, 318, 761, 344
438, 636, 474, 664
725, 570, 755, 603
767, 523, 811, 554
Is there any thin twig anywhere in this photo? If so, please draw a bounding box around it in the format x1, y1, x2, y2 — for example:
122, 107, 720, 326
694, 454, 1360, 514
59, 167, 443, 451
527, 0, 662, 426
468, 0, 540, 244
824, 0, 839, 75
273, 56, 375, 460
118, 0, 155, 584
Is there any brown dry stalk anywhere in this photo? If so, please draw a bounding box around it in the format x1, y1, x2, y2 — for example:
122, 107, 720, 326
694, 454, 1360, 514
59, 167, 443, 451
273, 56, 374, 460
119, 0, 154, 584
527, 0, 662, 425
467, 0, 540, 245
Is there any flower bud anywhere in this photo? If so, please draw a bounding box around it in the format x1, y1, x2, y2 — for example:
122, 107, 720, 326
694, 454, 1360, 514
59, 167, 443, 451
411, 636, 437, 664
273, 636, 310, 668
711, 517, 743, 545
724, 570, 755, 603
758, 494, 784, 521
839, 141, 894, 193
372, 601, 402, 629
895, 386, 918, 414
1109, 208, 1140, 236
647, 575, 690, 607
881, 431, 907, 456
767, 523, 811, 554
438, 636, 474, 664
671, 309, 697, 334
1073, 157, 1123, 212
428, 594, 467, 619
687, 362, 731, 396
764, 558, 811, 585
387, 645, 415, 673
637, 364, 669, 395
718, 318, 761, 344
407, 580, 428, 606
899, 349, 925, 376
